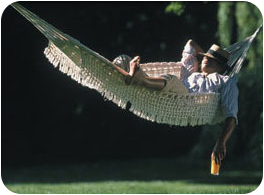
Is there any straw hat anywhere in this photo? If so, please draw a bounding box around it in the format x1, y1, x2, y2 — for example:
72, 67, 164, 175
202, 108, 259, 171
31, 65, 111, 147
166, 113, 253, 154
199, 44, 230, 66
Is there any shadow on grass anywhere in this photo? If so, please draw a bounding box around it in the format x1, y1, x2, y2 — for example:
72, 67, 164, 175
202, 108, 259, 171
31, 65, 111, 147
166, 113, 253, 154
2, 158, 262, 186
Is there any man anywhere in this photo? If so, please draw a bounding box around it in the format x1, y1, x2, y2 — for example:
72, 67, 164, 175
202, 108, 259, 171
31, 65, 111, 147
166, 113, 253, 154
112, 40, 238, 165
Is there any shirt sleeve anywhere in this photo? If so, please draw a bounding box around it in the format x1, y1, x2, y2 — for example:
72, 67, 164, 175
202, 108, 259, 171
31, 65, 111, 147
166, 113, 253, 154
180, 41, 199, 79
220, 79, 239, 124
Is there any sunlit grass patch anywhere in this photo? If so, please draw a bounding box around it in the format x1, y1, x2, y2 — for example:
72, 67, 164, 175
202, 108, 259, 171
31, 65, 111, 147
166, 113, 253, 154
2, 158, 262, 194
5, 180, 260, 194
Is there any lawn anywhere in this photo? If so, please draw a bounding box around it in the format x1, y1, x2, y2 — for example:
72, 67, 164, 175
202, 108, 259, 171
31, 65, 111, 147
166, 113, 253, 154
2, 158, 262, 194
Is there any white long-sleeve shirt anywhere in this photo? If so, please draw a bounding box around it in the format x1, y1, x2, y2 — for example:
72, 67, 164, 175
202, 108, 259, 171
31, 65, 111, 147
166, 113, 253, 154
162, 42, 239, 122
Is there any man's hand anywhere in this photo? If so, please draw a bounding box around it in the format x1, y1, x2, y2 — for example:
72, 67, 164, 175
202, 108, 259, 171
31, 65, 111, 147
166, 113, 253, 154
211, 117, 236, 165
188, 39, 204, 54
211, 140, 226, 165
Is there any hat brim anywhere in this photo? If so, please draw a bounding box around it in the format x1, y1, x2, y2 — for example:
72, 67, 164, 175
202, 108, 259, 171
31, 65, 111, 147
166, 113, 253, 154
198, 52, 229, 69
198, 52, 218, 61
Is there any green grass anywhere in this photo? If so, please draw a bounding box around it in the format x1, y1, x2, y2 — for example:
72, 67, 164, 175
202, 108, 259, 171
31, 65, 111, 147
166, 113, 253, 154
5, 180, 260, 194
5, 181, 260, 194
2, 158, 262, 194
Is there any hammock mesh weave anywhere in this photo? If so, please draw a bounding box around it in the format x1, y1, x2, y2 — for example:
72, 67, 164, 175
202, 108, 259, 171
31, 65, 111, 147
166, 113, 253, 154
11, 3, 261, 126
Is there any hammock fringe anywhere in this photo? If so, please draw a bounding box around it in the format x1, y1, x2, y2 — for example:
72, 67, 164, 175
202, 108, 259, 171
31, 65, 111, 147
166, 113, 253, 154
12, 3, 261, 127
44, 42, 223, 126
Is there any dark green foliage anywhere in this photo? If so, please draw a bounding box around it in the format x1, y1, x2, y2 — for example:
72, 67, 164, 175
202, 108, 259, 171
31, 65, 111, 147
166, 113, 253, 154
217, 2, 235, 47
233, 2, 262, 168
165, 2, 185, 16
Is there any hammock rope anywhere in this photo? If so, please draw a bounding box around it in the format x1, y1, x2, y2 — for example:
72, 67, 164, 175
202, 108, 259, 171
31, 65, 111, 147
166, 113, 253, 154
11, 3, 261, 126
224, 25, 263, 78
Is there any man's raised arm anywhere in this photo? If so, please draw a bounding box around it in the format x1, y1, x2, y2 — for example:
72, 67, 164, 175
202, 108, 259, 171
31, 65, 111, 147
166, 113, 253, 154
188, 39, 204, 54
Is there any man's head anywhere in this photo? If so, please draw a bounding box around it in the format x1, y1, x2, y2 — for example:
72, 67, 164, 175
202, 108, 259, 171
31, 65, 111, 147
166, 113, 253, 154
199, 44, 230, 75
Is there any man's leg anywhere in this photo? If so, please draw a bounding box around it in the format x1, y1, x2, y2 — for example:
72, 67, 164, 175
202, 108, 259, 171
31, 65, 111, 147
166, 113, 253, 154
129, 56, 166, 90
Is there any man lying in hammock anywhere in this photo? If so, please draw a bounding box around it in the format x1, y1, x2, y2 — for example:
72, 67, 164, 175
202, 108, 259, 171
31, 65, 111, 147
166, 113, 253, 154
112, 39, 238, 166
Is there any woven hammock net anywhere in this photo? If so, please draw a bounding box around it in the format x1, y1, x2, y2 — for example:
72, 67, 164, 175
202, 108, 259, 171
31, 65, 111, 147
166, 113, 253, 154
11, 3, 262, 126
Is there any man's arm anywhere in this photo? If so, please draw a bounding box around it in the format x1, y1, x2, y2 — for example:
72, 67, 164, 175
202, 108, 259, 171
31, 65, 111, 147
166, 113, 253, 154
212, 117, 236, 164
181, 39, 204, 73
188, 39, 204, 54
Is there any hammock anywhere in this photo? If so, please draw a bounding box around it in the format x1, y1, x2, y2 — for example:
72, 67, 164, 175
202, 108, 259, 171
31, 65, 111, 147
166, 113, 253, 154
11, 3, 262, 126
